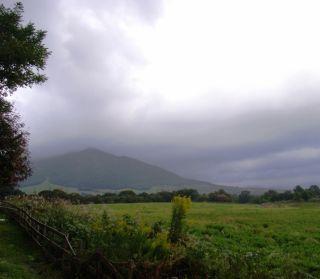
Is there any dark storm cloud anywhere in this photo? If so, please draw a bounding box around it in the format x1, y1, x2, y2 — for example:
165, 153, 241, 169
6, 0, 320, 188
14, 0, 152, 140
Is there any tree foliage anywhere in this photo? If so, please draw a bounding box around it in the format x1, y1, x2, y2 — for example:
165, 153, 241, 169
0, 2, 50, 96
238, 190, 251, 203
0, 98, 31, 196
208, 189, 232, 202
0, 2, 49, 197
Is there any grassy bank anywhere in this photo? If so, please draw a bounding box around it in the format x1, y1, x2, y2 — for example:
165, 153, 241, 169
0, 213, 61, 279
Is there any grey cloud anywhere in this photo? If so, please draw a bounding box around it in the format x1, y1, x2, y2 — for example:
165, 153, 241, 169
7, 0, 320, 188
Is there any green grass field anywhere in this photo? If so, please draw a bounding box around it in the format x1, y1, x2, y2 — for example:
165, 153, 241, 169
75, 202, 320, 277
0, 213, 61, 279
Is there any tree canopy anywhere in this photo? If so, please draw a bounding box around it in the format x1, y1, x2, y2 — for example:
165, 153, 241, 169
0, 2, 50, 96
0, 98, 31, 196
0, 2, 50, 196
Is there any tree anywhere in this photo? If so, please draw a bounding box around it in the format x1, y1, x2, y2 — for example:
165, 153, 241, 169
118, 190, 137, 203
238, 190, 251, 203
293, 185, 309, 201
208, 189, 232, 202
138, 192, 151, 202
174, 188, 200, 201
308, 185, 320, 199
0, 2, 50, 196
0, 2, 50, 96
151, 191, 173, 202
262, 190, 280, 202
0, 99, 31, 197
278, 190, 293, 201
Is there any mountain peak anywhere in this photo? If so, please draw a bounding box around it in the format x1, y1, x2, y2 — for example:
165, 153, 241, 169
77, 148, 116, 157
80, 147, 104, 153
24, 148, 196, 190
22, 148, 266, 195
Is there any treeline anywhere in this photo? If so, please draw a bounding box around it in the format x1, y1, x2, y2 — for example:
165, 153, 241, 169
244, 185, 320, 203
30, 185, 320, 204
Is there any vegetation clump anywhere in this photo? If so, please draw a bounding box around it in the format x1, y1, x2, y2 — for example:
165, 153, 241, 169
169, 196, 191, 243
9, 196, 190, 268
6, 194, 320, 278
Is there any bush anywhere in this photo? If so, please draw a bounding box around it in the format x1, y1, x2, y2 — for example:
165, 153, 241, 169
168, 196, 191, 243
8, 196, 172, 262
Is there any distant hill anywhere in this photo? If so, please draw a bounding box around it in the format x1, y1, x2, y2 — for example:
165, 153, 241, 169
22, 148, 268, 195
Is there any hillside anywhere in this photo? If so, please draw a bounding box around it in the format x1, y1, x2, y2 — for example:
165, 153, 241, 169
22, 148, 266, 194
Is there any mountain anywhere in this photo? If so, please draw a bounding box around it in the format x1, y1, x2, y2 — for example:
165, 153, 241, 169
22, 148, 267, 194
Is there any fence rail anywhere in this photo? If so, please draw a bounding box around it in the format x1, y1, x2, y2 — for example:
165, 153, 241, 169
0, 201, 76, 257
0, 200, 123, 278
0, 200, 181, 278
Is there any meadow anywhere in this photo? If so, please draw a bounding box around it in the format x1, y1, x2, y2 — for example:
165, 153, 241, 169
9, 197, 320, 278
76, 202, 320, 277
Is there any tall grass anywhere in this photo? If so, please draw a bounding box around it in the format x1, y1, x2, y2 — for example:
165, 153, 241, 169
8, 196, 320, 278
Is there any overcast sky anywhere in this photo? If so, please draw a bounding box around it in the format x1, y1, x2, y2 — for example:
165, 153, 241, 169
6, 0, 320, 187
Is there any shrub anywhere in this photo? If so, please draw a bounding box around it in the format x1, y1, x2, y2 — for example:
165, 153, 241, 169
168, 196, 191, 243
8, 196, 172, 262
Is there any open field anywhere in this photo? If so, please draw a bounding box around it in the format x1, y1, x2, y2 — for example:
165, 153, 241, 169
0, 213, 61, 279
75, 202, 320, 277
76, 201, 320, 229
7, 198, 320, 277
